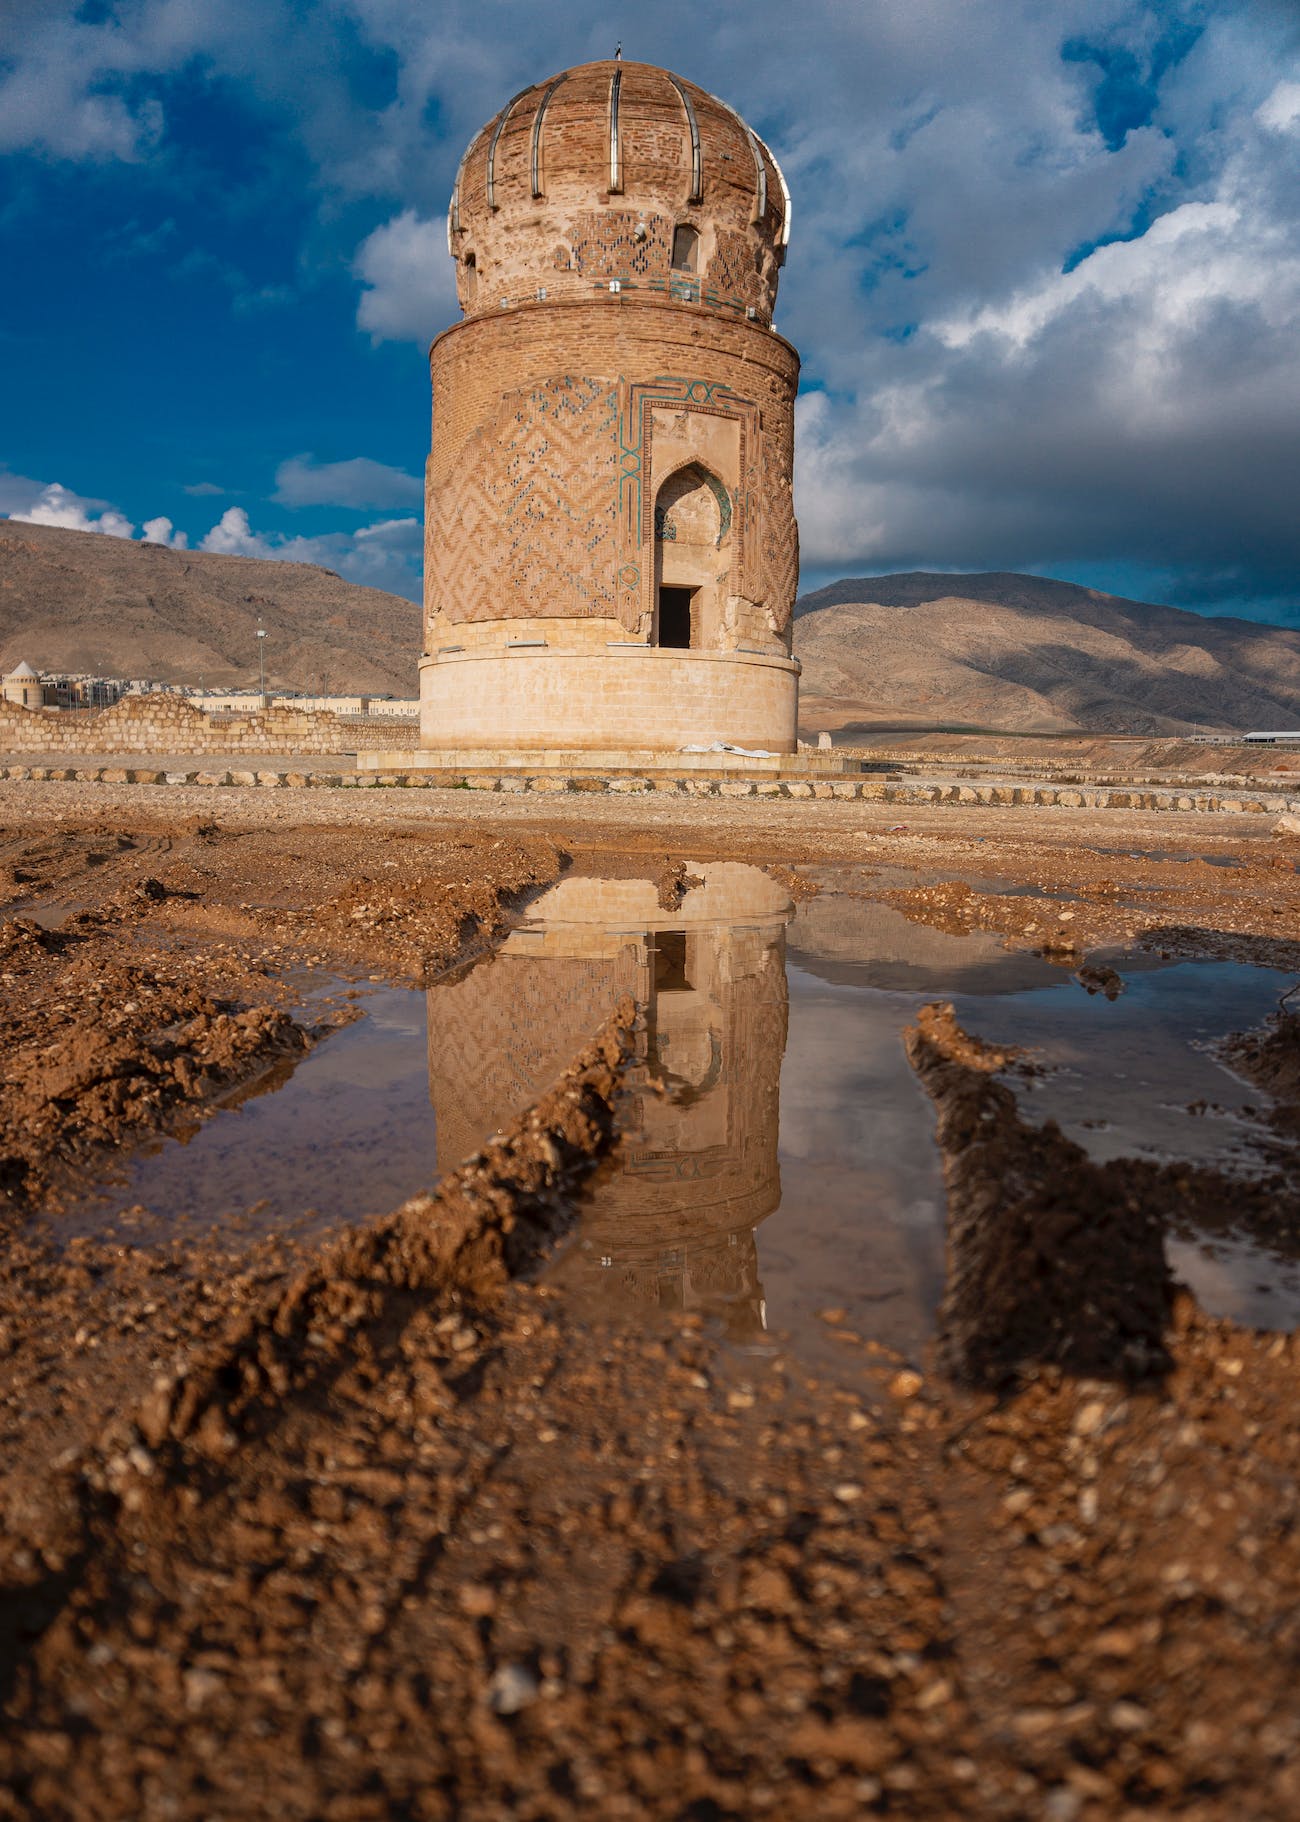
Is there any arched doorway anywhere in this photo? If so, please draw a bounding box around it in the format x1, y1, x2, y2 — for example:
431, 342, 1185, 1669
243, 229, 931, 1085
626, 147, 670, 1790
653, 464, 730, 650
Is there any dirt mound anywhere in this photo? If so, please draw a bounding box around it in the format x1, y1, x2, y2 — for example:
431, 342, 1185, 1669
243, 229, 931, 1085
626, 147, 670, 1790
1222, 1011, 1300, 1134
906, 1002, 1174, 1385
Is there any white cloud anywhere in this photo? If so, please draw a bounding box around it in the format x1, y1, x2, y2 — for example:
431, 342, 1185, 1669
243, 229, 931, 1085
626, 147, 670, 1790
199, 506, 421, 598
6, 481, 134, 538
0, 8, 167, 162
933, 201, 1275, 353
1257, 80, 1300, 133
273, 453, 422, 509
3, 469, 422, 599
199, 507, 271, 557
354, 209, 459, 344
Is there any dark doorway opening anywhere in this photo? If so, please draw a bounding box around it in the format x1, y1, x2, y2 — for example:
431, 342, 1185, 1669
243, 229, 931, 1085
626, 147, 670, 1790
658, 586, 693, 649
653, 931, 692, 993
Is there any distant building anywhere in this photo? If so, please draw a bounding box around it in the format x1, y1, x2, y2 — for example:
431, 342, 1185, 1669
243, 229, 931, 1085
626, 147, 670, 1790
2, 660, 44, 710
38, 673, 130, 710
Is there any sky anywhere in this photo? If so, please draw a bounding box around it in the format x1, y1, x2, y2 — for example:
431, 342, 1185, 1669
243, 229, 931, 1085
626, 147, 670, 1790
1, 0, 1298, 625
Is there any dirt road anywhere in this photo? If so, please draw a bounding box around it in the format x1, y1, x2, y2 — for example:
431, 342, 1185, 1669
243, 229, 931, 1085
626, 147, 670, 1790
1, 782, 1297, 1819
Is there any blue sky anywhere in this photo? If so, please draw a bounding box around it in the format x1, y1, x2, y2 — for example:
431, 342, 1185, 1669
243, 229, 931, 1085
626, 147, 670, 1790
1, 0, 1298, 623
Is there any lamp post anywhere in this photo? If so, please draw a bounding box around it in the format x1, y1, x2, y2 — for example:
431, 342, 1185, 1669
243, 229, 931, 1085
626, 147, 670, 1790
257, 620, 268, 709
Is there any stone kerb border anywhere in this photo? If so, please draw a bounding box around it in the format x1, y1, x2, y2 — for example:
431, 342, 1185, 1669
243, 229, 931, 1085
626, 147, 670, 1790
0, 763, 1297, 816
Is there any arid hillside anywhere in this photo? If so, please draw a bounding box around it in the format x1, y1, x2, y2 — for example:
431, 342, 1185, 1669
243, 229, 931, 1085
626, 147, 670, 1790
794, 572, 1300, 735
0, 520, 420, 695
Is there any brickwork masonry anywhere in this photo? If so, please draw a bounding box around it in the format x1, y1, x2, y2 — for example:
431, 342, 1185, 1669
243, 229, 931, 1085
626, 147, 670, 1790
0, 695, 408, 756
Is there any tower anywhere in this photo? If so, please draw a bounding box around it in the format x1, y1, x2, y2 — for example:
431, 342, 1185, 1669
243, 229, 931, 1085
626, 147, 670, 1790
421, 59, 799, 756
425, 864, 793, 1335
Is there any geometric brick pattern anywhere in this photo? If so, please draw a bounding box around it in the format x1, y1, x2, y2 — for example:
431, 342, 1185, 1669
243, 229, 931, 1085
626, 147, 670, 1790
762, 465, 800, 636
427, 950, 627, 1173
706, 228, 764, 312
565, 210, 674, 279
428, 376, 621, 624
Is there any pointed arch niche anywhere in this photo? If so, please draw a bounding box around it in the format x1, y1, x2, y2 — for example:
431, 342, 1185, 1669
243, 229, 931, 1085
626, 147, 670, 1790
653, 463, 732, 650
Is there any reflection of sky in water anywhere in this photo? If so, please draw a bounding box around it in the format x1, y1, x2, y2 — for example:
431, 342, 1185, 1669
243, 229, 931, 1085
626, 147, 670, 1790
57, 987, 438, 1244
762, 966, 947, 1361
950, 960, 1290, 1170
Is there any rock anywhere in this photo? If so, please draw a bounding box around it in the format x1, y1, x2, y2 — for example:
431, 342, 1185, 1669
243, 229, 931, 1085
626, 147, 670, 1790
1274, 813, 1300, 837
183, 1668, 224, 1712
1073, 1399, 1107, 1436
487, 1662, 539, 1716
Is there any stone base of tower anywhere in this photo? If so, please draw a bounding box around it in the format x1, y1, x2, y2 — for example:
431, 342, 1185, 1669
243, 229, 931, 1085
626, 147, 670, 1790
414, 645, 799, 756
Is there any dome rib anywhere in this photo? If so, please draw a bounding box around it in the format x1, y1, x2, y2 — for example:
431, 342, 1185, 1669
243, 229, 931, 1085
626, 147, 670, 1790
487, 86, 533, 209
665, 74, 702, 203
445, 59, 791, 319
608, 67, 622, 193
530, 71, 569, 198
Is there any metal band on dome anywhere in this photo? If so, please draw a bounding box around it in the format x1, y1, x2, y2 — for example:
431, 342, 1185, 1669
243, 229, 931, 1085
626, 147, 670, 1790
666, 75, 702, 202
531, 71, 569, 198
740, 121, 767, 225
487, 88, 532, 209
609, 69, 622, 192
447, 135, 475, 255
753, 128, 793, 260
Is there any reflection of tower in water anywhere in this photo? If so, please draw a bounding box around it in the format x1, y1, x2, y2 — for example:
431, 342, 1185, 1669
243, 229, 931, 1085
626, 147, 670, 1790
426, 864, 791, 1337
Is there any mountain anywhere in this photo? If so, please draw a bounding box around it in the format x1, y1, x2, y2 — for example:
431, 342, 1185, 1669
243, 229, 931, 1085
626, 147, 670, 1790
0, 520, 420, 695
793, 572, 1300, 736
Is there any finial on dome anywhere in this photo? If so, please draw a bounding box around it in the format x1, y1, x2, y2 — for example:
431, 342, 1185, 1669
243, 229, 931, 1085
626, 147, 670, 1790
614, 42, 622, 61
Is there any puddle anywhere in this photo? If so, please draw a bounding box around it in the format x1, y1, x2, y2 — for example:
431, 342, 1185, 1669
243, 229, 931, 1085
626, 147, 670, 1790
51, 865, 1300, 1357
426, 866, 1300, 1358
1, 897, 91, 930
948, 960, 1288, 1169
60, 986, 438, 1246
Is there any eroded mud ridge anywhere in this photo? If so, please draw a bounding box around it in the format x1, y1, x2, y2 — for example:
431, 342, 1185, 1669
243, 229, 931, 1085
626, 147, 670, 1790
2, 797, 1299, 1819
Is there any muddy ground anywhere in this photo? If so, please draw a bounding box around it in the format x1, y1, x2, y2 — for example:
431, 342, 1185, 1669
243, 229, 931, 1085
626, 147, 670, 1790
1, 781, 1299, 1819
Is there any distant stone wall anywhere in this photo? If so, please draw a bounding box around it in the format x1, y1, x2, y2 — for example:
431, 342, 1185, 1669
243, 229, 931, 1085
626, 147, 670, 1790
0, 694, 409, 755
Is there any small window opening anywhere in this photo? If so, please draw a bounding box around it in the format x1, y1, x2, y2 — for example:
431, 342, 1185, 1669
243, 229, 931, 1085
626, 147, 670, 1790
671, 224, 699, 272
463, 252, 476, 270
658, 586, 693, 649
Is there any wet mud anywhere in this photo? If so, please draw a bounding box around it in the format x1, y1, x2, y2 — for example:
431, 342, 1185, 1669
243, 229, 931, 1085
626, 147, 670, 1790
1, 791, 1299, 1818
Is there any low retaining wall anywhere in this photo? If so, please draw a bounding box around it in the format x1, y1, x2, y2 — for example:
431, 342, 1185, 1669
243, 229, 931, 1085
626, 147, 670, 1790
887, 781, 1300, 815
0, 696, 414, 756
1, 762, 1297, 815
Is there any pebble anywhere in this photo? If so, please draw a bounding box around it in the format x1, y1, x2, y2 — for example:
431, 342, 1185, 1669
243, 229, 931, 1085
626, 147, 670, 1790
1073, 1399, 1107, 1436
487, 1662, 540, 1716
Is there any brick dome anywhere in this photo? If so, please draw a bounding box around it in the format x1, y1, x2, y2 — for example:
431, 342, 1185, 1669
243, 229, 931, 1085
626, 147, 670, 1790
447, 59, 791, 324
